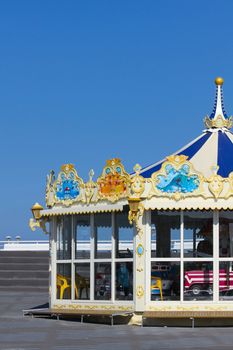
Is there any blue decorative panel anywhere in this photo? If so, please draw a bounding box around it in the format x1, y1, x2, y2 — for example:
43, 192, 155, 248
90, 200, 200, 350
56, 172, 80, 200
156, 164, 200, 193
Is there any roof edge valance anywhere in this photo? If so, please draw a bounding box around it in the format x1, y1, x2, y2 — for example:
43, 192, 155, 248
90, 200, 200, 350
41, 202, 125, 217
144, 197, 233, 211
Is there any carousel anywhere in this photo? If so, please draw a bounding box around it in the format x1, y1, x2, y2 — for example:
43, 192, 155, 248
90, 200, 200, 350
29, 77, 233, 325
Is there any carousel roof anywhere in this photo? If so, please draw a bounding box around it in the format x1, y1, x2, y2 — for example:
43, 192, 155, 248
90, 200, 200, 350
140, 77, 233, 179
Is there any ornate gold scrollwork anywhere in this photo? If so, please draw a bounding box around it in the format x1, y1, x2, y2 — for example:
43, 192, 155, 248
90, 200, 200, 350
29, 217, 49, 234
46, 170, 56, 208
225, 172, 233, 199
136, 285, 144, 299
53, 304, 133, 311
83, 169, 97, 204
131, 164, 145, 197
207, 166, 225, 199
128, 198, 144, 239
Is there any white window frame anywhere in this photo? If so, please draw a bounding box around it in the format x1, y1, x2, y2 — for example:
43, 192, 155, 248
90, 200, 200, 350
149, 209, 223, 304
54, 210, 134, 304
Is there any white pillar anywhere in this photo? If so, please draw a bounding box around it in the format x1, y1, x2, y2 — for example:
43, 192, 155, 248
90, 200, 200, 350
134, 209, 147, 312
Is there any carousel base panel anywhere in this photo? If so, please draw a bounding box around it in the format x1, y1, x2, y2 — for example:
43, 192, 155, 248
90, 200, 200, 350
23, 308, 133, 325
142, 310, 233, 327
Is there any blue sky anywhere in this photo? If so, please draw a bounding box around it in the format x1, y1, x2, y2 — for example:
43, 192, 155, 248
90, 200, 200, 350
1, 0, 233, 240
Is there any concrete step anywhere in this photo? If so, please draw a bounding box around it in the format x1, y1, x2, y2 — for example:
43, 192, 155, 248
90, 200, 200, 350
0, 270, 49, 279
0, 263, 48, 271
0, 251, 50, 290
0, 285, 48, 292
0, 251, 49, 258
0, 257, 49, 264
0, 277, 49, 287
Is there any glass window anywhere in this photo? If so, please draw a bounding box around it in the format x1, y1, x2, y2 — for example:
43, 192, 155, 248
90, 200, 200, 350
56, 216, 72, 260
75, 215, 91, 259
95, 263, 111, 300
115, 210, 134, 258
151, 262, 180, 301
184, 211, 213, 257
115, 262, 133, 300
219, 211, 233, 258
94, 213, 112, 259
151, 211, 180, 258
184, 262, 213, 301
75, 263, 90, 300
57, 263, 71, 299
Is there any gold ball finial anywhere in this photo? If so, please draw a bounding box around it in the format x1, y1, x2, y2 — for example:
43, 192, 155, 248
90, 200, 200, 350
215, 77, 224, 86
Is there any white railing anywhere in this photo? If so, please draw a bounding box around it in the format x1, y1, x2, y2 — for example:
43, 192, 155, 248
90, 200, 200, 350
0, 238, 203, 252
0, 240, 49, 251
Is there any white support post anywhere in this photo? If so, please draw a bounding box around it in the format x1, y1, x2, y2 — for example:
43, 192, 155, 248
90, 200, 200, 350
180, 211, 184, 302
90, 214, 95, 301
213, 210, 219, 302
111, 212, 115, 303
134, 210, 146, 312
71, 215, 75, 300
51, 216, 57, 308
145, 210, 151, 307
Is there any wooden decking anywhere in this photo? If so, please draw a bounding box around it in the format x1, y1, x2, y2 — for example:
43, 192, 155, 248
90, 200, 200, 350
23, 308, 233, 327
142, 310, 233, 327
23, 308, 133, 326
143, 310, 233, 318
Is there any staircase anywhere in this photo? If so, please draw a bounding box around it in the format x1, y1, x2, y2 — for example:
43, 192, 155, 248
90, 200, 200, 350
0, 251, 49, 292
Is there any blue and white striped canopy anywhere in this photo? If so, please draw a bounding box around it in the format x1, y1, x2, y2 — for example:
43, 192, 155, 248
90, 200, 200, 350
140, 78, 233, 179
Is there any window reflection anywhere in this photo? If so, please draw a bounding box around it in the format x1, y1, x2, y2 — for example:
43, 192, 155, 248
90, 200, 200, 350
184, 211, 213, 257
184, 262, 213, 301
219, 212, 233, 258
115, 262, 133, 300
75, 215, 91, 259
151, 211, 180, 258
151, 262, 180, 301
94, 213, 112, 259
219, 262, 233, 301
56, 216, 72, 260
115, 210, 133, 258
95, 263, 111, 300
75, 263, 90, 300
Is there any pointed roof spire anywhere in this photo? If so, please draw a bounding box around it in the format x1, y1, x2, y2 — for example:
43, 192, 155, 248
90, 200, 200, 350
204, 77, 232, 130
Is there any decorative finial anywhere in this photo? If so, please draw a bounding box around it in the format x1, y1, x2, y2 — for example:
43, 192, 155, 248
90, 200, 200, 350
89, 169, 94, 180
133, 163, 142, 175
204, 77, 232, 129
215, 77, 224, 86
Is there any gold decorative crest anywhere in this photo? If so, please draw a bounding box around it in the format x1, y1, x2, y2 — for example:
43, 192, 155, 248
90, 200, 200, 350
149, 154, 204, 201
204, 115, 233, 129
52, 164, 84, 207
97, 158, 130, 202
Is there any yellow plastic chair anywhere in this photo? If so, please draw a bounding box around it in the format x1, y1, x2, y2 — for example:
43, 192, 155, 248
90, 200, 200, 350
57, 274, 78, 299
151, 276, 163, 300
